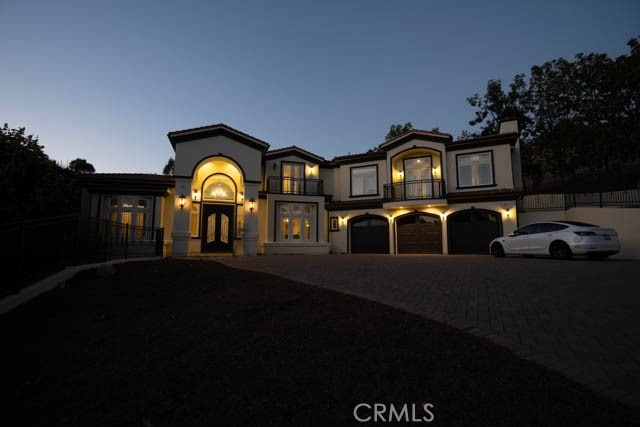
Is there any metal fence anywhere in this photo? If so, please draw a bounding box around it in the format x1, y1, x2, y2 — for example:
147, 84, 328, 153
0, 214, 163, 297
518, 189, 640, 211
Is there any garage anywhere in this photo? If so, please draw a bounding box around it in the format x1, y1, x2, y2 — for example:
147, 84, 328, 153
350, 216, 389, 254
396, 213, 442, 254
447, 209, 502, 254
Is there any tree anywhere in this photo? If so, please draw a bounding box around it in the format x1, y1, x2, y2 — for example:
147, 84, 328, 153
68, 158, 95, 174
466, 74, 532, 138
467, 37, 640, 186
162, 157, 175, 175
385, 122, 413, 141
0, 124, 78, 221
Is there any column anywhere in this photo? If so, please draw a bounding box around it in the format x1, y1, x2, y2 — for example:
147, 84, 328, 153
171, 178, 192, 256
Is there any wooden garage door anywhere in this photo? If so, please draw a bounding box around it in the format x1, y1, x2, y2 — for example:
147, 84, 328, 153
350, 216, 389, 254
397, 213, 442, 254
448, 210, 502, 254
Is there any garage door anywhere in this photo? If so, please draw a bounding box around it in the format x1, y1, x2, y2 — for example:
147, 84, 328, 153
396, 213, 442, 254
350, 216, 389, 254
448, 210, 502, 254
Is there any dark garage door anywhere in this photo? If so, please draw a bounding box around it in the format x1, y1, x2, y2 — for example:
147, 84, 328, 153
448, 210, 502, 254
396, 213, 442, 254
350, 216, 389, 254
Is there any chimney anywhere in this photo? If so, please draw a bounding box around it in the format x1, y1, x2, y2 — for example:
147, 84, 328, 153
499, 117, 518, 134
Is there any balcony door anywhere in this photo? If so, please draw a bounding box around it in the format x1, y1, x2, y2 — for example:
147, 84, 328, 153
404, 156, 432, 199
282, 162, 304, 194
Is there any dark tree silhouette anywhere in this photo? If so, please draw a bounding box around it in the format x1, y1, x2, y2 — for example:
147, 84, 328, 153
68, 158, 95, 174
385, 122, 413, 141
162, 157, 175, 175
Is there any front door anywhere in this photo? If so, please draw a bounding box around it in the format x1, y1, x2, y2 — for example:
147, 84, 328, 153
201, 204, 234, 252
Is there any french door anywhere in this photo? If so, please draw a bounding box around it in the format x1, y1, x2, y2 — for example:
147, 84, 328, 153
201, 204, 234, 252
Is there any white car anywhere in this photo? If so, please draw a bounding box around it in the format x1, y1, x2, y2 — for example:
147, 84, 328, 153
489, 221, 620, 260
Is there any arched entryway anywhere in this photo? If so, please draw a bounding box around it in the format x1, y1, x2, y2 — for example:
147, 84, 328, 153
396, 212, 442, 254
200, 174, 236, 252
447, 209, 502, 254
350, 215, 389, 254
191, 156, 245, 254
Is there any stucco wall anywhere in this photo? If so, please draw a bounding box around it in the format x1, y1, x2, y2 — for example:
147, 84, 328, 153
445, 145, 514, 193
334, 159, 387, 201
519, 207, 640, 259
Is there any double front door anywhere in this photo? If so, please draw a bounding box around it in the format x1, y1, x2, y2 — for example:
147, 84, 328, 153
201, 204, 234, 252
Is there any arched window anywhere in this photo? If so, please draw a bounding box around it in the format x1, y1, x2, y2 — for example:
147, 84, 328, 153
202, 175, 235, 202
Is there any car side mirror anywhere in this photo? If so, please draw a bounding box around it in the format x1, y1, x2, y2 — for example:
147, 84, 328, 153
508, 232, 516, 237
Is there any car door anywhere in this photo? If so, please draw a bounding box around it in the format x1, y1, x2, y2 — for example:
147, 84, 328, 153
504, 224, 536, 254
527, 223, 568, 254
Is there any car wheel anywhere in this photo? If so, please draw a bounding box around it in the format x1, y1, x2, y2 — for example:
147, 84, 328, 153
490, 242, 505, 258
549, 241, 572, 260
587, 253, 609, 260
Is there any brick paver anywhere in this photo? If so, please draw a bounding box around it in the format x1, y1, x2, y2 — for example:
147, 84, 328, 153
217, 254, 640, 408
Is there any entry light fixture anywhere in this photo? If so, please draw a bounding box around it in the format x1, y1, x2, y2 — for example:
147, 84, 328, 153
239, 192, 245, 202
505, 209, 511, 218
192, 189, 199, 202
179, 194, 186, 210
248, 198, 256, 213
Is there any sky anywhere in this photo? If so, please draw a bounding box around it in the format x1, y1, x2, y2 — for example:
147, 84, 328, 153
1, 0, 639, 173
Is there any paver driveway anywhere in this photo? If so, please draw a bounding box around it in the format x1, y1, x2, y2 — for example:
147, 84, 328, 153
217, 254, 640, 408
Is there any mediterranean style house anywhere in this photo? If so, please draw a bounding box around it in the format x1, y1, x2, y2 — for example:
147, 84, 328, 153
79, 119, 523, 256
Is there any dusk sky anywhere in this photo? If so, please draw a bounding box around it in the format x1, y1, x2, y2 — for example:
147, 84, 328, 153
1, 0, 638, 173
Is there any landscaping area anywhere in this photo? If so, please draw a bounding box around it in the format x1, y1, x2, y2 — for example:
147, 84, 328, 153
1, 259, 638, 426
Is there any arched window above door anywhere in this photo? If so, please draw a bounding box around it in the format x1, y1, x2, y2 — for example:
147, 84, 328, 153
202, 174, 235, 202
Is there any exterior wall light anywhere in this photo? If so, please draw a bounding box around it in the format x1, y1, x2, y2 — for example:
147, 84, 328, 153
239, 192, 245, 202
179, 194, 186, 210
248, 198, 256, 213
505, 209, 511, 218
192, 189, 199, 202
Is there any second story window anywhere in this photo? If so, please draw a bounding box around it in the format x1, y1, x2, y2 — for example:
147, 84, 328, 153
457, 151, 494, 188
282, 162, 304, 194
351, 165, 378, 196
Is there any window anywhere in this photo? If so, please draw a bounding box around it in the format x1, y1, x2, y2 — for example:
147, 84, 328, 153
350, 165, 378, 196
282, 162, 304, 194
104, 196, 152, 239
202, 174, 235, 201
190, 203, 200, 237
277, 203, 315, 241
457, 151, 494, 188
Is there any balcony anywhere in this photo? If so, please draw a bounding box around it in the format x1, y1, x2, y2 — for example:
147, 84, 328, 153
383, 179, 446, 202
266, 176, 324, 196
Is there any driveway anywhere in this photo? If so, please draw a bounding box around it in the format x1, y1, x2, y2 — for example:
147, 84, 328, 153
217, 254, 640, 408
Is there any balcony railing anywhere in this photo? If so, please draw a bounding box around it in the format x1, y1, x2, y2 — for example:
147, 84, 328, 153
267, 176, 324, 196
384, 179, 446, 201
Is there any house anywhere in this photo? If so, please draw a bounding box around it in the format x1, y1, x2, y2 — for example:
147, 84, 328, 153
79, 119, 523, 256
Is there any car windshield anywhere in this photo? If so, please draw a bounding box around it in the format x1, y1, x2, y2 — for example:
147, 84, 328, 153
558, 221, 597, 227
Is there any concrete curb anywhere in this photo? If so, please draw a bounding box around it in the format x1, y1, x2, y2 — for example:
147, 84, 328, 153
0, 257, 162, 316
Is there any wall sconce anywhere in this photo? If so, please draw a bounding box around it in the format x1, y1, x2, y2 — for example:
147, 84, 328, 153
388, 215, 394, 223
398, 170, 404, 179
192, 189, 199, 202
339, 216, 347, 225
179, 194, 186, 210
505, 209, 511, 218
248, 198, 256, 213
239, 192, 245, 202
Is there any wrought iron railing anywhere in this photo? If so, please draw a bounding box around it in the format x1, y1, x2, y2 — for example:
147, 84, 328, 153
0, 215, 164, 297
517, 189, 640, 211
383, 179, 446, 201
266, 176, 324, 195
